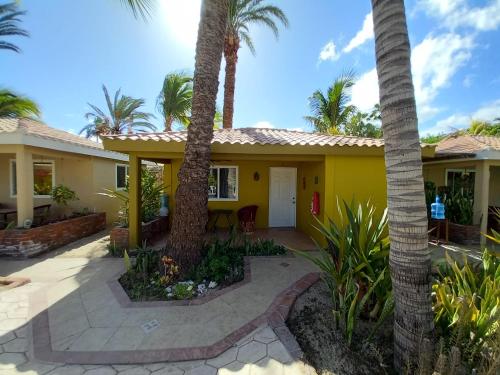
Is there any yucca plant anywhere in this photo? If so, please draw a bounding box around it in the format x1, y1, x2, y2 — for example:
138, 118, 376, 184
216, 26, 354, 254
295, 198, 393, 345
433, 250, 500, 365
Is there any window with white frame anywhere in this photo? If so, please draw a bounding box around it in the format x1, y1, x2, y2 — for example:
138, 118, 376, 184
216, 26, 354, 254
10, 160, 55, 197
208, 166, 238, 201
116, 164, 129, 190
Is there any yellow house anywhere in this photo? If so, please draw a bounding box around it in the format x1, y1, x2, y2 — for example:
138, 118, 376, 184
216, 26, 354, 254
102, 128, 435, 248
0, 118, 129, 227
423, 134, 500, 238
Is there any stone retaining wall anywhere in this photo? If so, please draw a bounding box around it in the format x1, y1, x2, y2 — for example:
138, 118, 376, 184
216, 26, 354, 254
109, 216, 168, 250
0, 213, 106, 257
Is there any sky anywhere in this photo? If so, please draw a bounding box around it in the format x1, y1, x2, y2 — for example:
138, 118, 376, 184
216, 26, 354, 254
1, 0, 500, 136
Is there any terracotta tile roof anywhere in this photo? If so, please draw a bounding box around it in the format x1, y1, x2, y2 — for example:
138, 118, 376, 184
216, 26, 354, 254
0, 117, 105, 150
435, 134, 500, 155
102, 127, 391, 148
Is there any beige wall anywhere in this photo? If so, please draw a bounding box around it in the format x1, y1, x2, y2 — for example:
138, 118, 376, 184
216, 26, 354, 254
423, 159, 500, 226
490, 166, 500, 207
0, 148, 125, 225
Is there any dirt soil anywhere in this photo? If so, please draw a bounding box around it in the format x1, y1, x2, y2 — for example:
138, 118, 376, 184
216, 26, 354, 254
287, 280, 395, 375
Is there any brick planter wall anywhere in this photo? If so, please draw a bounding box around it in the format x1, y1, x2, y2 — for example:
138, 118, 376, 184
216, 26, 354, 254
109, 216, 168, 250
0, 213, 106, 258
448, 222, 480, 245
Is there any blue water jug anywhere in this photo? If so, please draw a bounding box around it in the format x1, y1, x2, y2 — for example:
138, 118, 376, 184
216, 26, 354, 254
431, 196, 445, 219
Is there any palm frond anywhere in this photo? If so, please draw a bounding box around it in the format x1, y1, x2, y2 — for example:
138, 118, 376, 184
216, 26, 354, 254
0, 2, 29, 53
120, 0, 154, 21
0, 89, 40, 118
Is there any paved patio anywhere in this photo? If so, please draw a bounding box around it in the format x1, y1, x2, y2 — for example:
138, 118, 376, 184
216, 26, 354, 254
0, 231, 319, 374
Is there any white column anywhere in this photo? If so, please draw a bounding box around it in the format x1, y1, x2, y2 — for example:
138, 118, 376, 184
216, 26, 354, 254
16, 147, 34, 227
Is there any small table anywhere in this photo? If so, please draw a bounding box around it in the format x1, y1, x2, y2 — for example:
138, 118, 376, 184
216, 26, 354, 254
429, 218, 449, 245
209, 209, 234, 231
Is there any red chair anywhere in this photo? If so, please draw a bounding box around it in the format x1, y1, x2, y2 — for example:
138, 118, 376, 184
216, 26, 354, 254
238, 205, 258, 234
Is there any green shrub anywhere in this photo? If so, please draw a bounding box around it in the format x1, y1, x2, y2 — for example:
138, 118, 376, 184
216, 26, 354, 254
295, 198, 393, 345
133, 242, 160, 281
51, 184, 78, 206
173, 283, 195, 299
100, 167, 165, 226
433, 249, 500, 367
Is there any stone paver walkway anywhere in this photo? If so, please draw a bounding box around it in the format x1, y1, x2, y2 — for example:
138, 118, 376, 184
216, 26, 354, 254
0, 235, 318, 374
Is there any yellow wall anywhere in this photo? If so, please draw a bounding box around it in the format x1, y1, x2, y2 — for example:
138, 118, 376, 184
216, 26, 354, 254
0, 150, 125, 225
164, 158, 318, 231
162, 154, 388, 244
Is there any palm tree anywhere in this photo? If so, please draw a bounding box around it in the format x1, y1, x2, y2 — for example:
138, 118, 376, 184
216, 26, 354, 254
304, 71, 357, 134
0, 2, 29, 53
222, 0, 288, 129
120, 0, 153, 20
0, 89, 40, 118
156, 72, 193, 131
168, 0, 229, 269
80, 85, 156, 138
371, 0, 434, 370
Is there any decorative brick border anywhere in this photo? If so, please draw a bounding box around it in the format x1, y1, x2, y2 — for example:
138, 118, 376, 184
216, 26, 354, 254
30, 266, 319, 364
0, 276, 30, 290
108, 258, 252, 307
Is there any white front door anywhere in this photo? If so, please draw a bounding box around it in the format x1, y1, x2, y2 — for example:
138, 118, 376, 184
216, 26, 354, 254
269, 167, 297, 227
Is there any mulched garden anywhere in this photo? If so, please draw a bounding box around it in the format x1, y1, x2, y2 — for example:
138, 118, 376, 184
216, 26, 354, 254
287, 279, 395, 375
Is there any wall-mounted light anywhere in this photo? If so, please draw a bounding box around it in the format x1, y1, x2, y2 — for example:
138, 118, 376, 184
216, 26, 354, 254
253, 172, 260, 181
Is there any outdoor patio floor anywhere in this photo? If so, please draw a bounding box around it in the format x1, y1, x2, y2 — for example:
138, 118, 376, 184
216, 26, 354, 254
0, 230, 319, 374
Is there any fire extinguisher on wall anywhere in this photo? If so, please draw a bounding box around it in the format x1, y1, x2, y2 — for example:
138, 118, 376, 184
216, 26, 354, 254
311, 192, 320, 215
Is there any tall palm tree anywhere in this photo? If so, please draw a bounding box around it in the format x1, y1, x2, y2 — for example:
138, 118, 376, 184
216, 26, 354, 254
0, 89, 40, 118
222, 0, 288, 129
156, 72, 193, 131
168, 0, 229, 269
304, 71, 357, 134
0, 2, 28, 53
371, 0, 434, 370
80, 85, 156, 138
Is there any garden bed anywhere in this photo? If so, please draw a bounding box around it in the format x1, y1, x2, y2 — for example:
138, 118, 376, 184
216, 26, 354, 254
448, 222, 480, 245
0, 212, 106, 257
118, 235, 287, 302
287, 280, 394, 375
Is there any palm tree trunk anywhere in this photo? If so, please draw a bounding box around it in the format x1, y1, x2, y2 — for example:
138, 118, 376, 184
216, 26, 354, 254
371, 0, 433, 371
222, 35, 239, 129
168, 0, 228, 270
164, 115, 173, 132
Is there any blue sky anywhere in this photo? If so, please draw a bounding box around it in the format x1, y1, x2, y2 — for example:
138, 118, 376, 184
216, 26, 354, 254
1, 0, 500, 136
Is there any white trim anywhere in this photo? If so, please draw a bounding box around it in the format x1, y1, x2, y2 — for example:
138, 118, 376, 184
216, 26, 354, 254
9, 159, 16, 198
268, 167, 297, 228
208, 165, 239, 202
115, 163, 129, 191
10, 159, 56, 198
0, 133, 128, 161
33, 160, 55, 198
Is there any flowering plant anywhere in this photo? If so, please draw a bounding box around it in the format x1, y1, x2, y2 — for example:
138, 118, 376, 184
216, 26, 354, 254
160, 256, 179, 285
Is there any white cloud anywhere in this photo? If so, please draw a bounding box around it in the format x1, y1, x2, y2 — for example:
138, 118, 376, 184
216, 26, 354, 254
421, 99, 500, 135
318, 41, 340, 62
350, 69, 379, 112
412, 33, 474, 117
463, 74, 474, 88
251, 121, 275, 129
351, 33, 475, 120
342, 12, 373, 53
250, 121, 305, 132
418, 0, 500, 31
